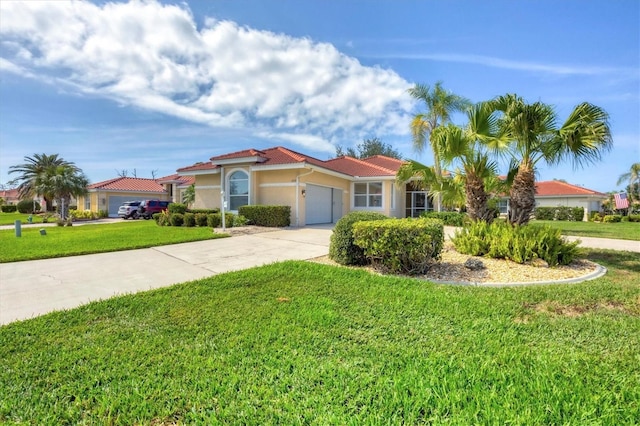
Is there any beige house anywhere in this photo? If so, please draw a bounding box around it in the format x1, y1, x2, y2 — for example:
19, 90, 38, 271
78, 177, 170, 217
177, 146, 436, 226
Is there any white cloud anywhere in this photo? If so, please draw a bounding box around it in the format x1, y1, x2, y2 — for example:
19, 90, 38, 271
0, 0, 413, 152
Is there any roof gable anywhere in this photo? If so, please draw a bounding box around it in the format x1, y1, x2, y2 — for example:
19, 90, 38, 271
88, 177, 167, 193
535, 180, 606, 197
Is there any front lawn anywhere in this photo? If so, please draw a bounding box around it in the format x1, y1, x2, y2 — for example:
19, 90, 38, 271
0, 220, 226, 262
0, 211, 45, 225
1, 250, 638, 424
533, 219, 640, 241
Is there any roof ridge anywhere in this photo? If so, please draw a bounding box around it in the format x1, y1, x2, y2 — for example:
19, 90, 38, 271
345, 156, 397, 175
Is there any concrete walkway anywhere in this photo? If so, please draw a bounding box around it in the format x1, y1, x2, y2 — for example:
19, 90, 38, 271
1, 224, 637, 325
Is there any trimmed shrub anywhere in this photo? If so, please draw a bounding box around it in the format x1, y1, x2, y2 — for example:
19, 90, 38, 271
1, 205, 17, 213
169, 213, 184, 227
590, 211, 603, 222
183, 212, 196, 227
154, 210, 170, 226
629, 214, 640, 223
621, 216, 630, 222
238, 205, 290, 227
188, 208, 220, 215
421, 211, 467, 227
570, 207, 584, 221
602, 214, 622, 223
352, 218, 444, 275
168, 203, 187, 214
234, 215, 249, 226
329, 211, 388, 266
195, 213, 208, 227
69, 209, 96, 220
535, 206, 584, 221
452, 222, 580, 266
17, 200, 40, 214
206, 213, 221, 228
98, 210, 109, 218
534, 207, 555, 220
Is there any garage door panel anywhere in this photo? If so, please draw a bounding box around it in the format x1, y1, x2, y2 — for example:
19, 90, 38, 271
305, 185, 332, 225
108, 196, 138, 218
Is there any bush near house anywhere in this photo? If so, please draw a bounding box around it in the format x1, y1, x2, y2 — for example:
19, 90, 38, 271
452, 221, 580, 266
1, 205, 18, 213
238, 205, 291, 227
206, 213, 236, 228
168, 203, 187, 214
421, 211, 467, 226
535, 206, 584, 221
188, 208, 220, 215
329, 211, 388, 266
353, 218, 444, 275
602, 215, 622, 223
629, 215, 640, 223
194, 213, 208, 227
16, 200, 40, 214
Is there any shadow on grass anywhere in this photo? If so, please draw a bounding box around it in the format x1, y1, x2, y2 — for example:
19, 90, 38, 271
583, 249, 640, 274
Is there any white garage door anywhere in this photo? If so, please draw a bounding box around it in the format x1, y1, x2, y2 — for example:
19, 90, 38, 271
108, 196, 138, 218
305, 185, 342, 225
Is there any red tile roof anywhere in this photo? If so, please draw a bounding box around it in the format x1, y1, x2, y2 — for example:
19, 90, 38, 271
156, 174, 195, 186
361, 155, 405, 171
0, 189, 20, 202
87, 177, 167, 193
210, 148, 267, 162
535, 180, 606, 197
176, 162, 218, 173
325, 156, 400, 177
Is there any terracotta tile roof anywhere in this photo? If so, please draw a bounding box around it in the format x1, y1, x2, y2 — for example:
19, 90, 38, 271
361, 155, 405, 171
324, 156, 399, 177
0, 189, 20, 201
156, 173, 195, 186
535, 180, 606, 197
87, 177, 167, 193
176, 162, 218, 173
210, 148, 266, 162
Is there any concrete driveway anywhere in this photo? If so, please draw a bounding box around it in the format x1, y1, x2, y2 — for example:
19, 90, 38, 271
0, 227, 332, 325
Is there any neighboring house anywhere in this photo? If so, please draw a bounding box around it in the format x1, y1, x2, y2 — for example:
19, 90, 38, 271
77, 177, 170, 217
499, 180, 607, 221
0, 189, 21, 205
177, 146, 436, 226
156, 174, 195, 204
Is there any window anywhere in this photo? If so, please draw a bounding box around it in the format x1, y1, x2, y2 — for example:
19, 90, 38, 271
405, 183, 433, 217
84, 197, 90, 210
354, 182, 383, 208
228, 170, 249, 211
498, 199, 509, 214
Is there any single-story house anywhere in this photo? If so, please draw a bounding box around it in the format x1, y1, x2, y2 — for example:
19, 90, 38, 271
499, 180, 607, 221
177, 146, 438, 226
78, 177, 171, 218
155, 174, 195, 204
0, 189, 21, 205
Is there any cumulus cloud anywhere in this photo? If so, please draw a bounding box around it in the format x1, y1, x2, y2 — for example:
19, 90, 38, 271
0, 0, 413, 153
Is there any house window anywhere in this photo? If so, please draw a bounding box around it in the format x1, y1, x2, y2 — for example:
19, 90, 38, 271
228, 170, 249, 211
405, 183, 433, 217
498, 199, 509, 214
84, 197, 90, 210
354, 182, 383, 208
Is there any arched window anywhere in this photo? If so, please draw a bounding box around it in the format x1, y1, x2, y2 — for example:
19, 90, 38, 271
228, 170, 249, 211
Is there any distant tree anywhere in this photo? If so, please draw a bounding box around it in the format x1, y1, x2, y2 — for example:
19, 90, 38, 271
617, 163, 640, 201
151, 169, 159, 179
553, 178, 568, 183
335, 138, 402, 159
9, 153, 72, 211
116, 169, 128, 178
182, 184, 195, 207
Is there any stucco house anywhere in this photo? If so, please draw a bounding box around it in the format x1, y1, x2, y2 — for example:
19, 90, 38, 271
0, 189, 21, 205
499, 180, 607, 221
78, 177, 170, 217
176, 146, 437, 226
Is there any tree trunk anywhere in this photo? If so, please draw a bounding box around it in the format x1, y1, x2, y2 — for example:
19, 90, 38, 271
465, 173, 494, 223
508, 162, 536, 225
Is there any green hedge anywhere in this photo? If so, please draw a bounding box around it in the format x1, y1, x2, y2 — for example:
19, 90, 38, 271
1, 205, 18, 213
602, 214, 622, 223
421, 211, 467, 226
17, 200, 40, 214
329, 211, 388, 266
188, 208, 220, 215
168, 203, 187, 214
238, 205, 290, 227
535, 206, 584, 221
629, 214, 640, 223
352, 218, 444, 275
452, 222, 580, 266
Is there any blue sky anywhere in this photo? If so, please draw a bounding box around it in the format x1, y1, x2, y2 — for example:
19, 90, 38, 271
1, 0, 638, 193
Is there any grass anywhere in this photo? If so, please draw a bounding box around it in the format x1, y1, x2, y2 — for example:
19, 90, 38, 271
0, 211, 47, 225
533, 219, 640, 241
1, 250, 638, 424
0, 220, 226, 262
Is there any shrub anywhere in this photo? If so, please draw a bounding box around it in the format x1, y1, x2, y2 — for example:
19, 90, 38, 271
234, 215, 249, 227
169, 213, 184, 227
421, 211, 467, 227
629, 214, 640, 223
183, 212, 196, 227
602, 215, 622, 223
98, 210, 109, 218
452, 222, 580, 266
570, 207, 584, 221
590, 211, 603, 222
168, 203, 187, 214
621, 216, 630, 222
69, 209, 96, 220
188, 208, 220, 215
238, 205, 290, 227
154, 210, 170, 226
353, 218, 444, 275
534, 207, 555, 221
17, 200, 40, 214
1, 205, 17, 213
195, 213, 208, 227
329, 211, 388, 265
207, 214, 220, 228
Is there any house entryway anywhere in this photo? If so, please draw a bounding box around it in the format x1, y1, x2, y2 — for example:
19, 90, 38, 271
305, 184, 343, 225
405, 183, 433, 218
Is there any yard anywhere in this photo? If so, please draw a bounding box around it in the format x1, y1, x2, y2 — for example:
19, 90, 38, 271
533, 219, 640, 241
1, 250, 638, 424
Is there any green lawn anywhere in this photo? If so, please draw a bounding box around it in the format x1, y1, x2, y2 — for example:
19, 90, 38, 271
1, 250, 638, 424
0, 211, 46, 225
0, 220, 226, 262
533, 219, 640, 241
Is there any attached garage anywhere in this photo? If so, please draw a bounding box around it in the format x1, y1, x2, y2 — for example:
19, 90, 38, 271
107, 196, 138, 218
305, 184, 343, 225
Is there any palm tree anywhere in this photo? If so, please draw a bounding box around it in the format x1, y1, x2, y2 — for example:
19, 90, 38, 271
35, 164, 88, 219
8, 154, 73, 211
408, 82, 471, 211
617, 163, 640, 203
397, 103, 502, 222
182, 183, 196, 207
491, 95, 612, 225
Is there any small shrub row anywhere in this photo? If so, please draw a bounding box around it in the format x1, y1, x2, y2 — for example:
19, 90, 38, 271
602, 214, 622, 223
188, 208, 220, 215
353, 218, 444, 275
69, 209, 99, 220
1, 205, 18, 213
421, 211, 467, 227
452, 221, 580, 266
535, 206, 584, 221
329, 211, 388, 265
154, 211, 247, 228
238, 205, 290, 227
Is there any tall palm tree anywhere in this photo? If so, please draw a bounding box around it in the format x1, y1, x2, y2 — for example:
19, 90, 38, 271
491, 94, 612, 225
8, 154, 73, 211
35, 164, 88, 219
408, 82, 471, 211
617, 162, 640, 202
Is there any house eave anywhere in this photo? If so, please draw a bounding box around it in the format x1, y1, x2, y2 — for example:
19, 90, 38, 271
211, 156, 267, 166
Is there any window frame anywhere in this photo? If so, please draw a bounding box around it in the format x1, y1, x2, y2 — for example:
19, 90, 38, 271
352, 181, 384, 210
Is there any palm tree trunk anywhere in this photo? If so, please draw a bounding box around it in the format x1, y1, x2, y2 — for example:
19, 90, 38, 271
508, 162, 536, 225
465, 173, 494, 223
